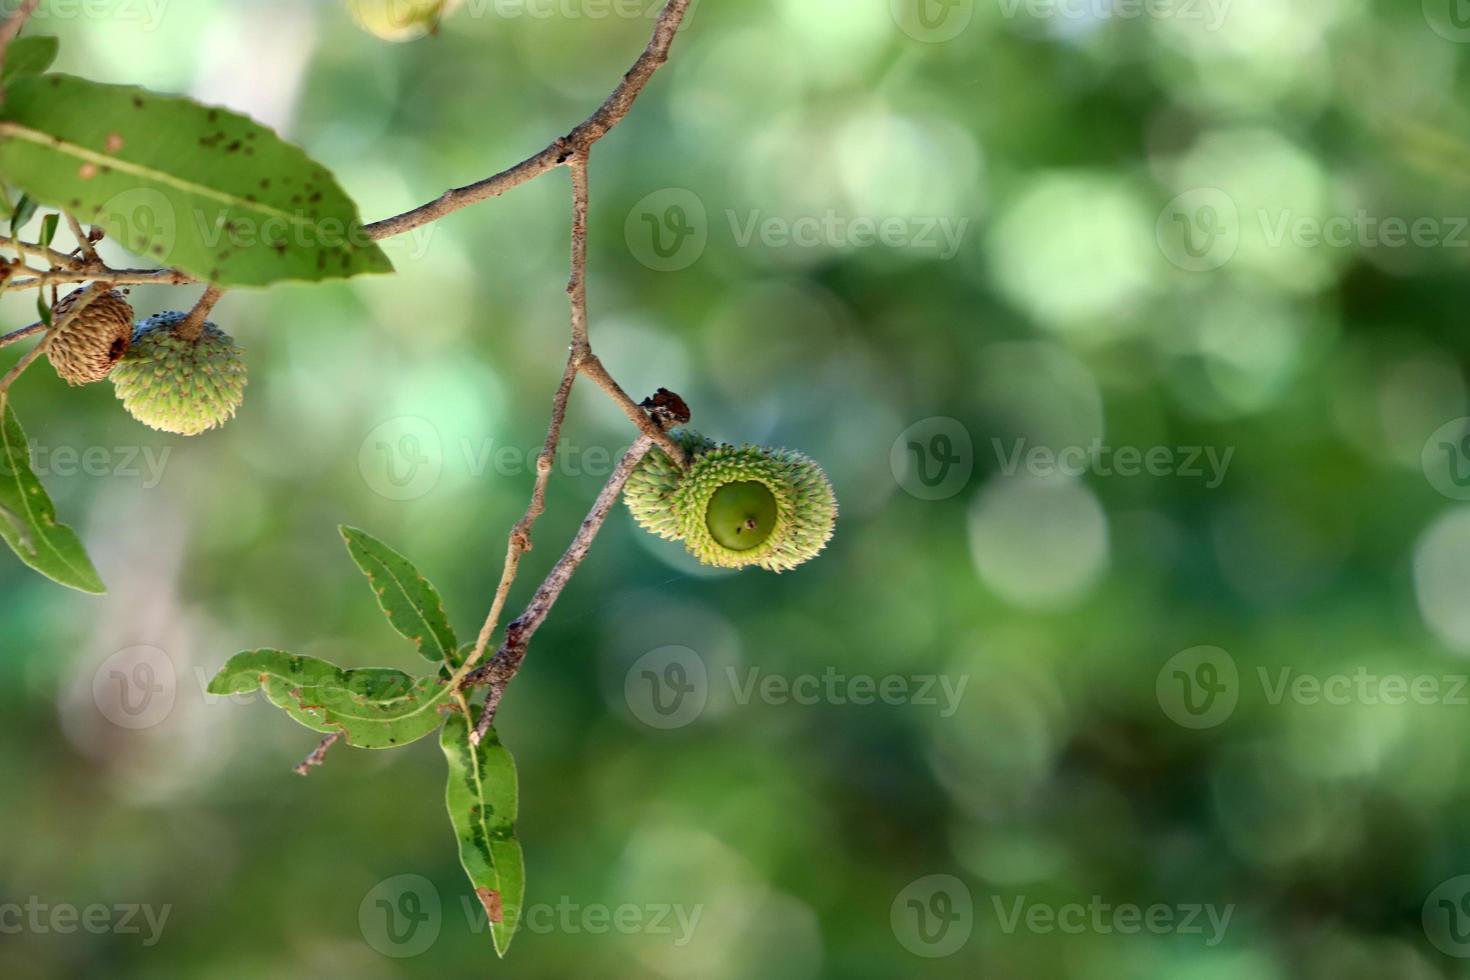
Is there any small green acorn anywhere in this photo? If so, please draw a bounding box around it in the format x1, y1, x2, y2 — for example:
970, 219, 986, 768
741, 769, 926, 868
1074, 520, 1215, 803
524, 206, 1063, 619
111, 311, 247, 436
626, 431, 837, 573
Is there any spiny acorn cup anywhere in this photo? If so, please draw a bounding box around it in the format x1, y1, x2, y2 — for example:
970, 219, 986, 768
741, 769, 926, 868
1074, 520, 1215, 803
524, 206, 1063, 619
625, 429, 717, 541
47, 288, 135, 386
626, 432, 837, 573
111, 311, 247, 436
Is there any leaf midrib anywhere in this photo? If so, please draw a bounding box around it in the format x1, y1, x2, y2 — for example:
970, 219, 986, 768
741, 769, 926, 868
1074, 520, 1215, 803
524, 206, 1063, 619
358, 549, 453, 663
267, 672, 453, 726
0, 121, 323, 229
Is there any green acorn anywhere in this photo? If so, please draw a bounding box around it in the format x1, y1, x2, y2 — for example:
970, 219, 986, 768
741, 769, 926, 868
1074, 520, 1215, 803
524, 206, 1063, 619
625, 429, 717, 541
111, 311, 247, 436
625, 431, 837, 573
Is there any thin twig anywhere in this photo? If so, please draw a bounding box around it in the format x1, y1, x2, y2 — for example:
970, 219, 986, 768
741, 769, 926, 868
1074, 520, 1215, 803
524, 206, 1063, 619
0, 237, 82, 269
179, 285, 224, 343
580, 354, 687, 462
63, 212, 99, 265
293, 732, 342, 776
464, 434, 658, 744
4, 266, 195, 290
0, 0, 40, 103
362, 0, 693, 241
567, 153, 592, 353
0, 319, 43, 350
457, 156, 599, 678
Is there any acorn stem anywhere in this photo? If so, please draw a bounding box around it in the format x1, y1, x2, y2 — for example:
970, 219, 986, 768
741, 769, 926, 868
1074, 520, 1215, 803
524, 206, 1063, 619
178, 285, 224, 343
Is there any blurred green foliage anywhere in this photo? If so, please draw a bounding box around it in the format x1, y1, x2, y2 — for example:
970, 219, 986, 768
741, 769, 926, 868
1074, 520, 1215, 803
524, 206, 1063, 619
5, 0, 1470, 976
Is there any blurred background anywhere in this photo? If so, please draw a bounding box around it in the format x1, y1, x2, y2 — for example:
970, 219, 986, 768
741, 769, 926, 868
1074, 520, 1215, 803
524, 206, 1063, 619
5, 0, 1470, 975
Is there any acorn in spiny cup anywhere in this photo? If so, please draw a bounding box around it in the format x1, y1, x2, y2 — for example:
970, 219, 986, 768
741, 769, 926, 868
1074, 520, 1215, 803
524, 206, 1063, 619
625, 431, 838, 573
625, 429, 717, 542
111, 311, 247, 436
46, 288, 135, 386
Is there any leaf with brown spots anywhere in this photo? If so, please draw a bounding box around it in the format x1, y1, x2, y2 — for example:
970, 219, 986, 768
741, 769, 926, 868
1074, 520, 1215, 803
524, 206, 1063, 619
442, 705, 524, 956
207, 649, 456, 749
340, 525, 458, 666
0, 74, 392, 287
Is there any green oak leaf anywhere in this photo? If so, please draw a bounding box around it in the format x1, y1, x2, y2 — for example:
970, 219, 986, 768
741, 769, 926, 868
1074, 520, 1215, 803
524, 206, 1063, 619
442, 705, 524, 956
0, 400, 104, 594
2, 37, 59, 83
0, 74, 393, 287
341, 526, 457, 666
208, 650, 454, 749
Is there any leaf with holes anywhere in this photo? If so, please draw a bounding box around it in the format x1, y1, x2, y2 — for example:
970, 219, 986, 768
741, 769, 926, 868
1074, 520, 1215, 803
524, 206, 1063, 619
341, 526, 458, 666
0, 75, 393, 286
207, 650, 455, 749
0, 400, 104, 594
442, 704, 524, 957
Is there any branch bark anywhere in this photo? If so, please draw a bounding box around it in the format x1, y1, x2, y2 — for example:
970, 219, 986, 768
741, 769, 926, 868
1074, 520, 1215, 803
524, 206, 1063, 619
463, 433, 659, 745
362, 0, 693, 241
1, 1, 702, 759
179, 285, 224, 343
